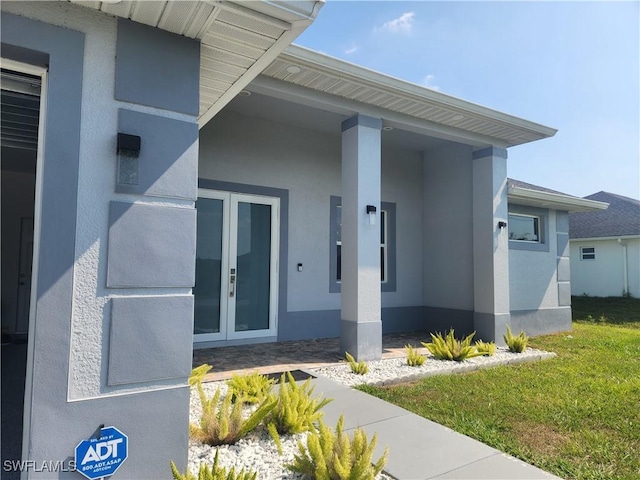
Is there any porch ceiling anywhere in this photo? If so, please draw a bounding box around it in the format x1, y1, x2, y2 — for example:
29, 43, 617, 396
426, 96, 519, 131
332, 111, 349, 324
69, 0, 322, 126
263, 45, 557, 148
225, 89, 452, 152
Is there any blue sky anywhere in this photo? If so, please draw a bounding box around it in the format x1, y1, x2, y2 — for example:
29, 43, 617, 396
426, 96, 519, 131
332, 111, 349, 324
296, 1, 640, 200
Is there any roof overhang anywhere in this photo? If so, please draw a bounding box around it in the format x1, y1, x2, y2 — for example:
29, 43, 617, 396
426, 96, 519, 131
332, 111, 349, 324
69, 0, 323, 127
262, 45, 557, 148
570, 235, 640, 242
508, 185, 609, 213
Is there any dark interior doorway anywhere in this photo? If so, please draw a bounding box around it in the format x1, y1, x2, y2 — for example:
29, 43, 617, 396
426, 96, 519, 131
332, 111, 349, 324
1, 66, 41, 478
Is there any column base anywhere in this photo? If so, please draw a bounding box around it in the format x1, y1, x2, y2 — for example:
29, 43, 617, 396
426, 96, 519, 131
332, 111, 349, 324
473, 312, 511, 345
340, 319, 382, 361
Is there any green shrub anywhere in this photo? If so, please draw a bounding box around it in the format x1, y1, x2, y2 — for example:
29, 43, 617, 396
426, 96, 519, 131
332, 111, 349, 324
405, 344, 426, 366
226, 371, 275, 404
287, 415, 388, 480
266, 372, 332, 452
503, 325, 528, 353
190, 387, 277, 446
422, 330, 482, 362
170, 449, 257, 480
474, 340, 497, 356
190, 364, 213, 387
345, 351, 369, 375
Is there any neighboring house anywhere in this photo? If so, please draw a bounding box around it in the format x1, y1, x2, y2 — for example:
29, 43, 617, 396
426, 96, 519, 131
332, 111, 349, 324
0, 1, 605, 478
570, 192, 640, 297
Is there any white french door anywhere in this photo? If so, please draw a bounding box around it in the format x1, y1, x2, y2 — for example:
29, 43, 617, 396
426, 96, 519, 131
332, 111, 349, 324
194, 190, 279, 342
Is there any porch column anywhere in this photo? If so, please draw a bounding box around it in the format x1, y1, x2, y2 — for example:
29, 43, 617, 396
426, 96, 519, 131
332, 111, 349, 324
472, 146, 511, 344
340, 114, 383, 361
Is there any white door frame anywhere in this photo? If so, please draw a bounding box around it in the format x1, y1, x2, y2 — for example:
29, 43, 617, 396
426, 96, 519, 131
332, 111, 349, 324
195, 189, 279, 343
2, 57, 48, 475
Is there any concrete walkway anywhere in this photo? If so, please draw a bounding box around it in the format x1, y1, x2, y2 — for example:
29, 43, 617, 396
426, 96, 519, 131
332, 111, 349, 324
308, 373, 560, 480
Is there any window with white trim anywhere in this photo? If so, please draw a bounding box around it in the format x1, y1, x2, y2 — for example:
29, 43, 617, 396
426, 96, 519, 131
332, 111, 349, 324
580, 246, 596, 260
508, 213, 540, 242
330, 197, 396, 293
336, 207, 388, 282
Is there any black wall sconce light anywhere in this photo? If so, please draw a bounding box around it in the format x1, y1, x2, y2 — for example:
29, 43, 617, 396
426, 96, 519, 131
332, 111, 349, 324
498, 220, 507, 229
366, 205, 377, 225
116, 133, 141, 186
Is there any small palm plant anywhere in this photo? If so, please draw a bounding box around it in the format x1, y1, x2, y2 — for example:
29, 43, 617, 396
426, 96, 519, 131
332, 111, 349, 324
504, 325, 529, 353
405, 344, 426, 366
345, 351, 369, 375
422, 330, 482, 362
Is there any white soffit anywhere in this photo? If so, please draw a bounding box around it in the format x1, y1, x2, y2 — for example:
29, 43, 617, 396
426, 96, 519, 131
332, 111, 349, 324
69, 0, 323, 127
508, 186, 609, 213
264, 45, 557, 147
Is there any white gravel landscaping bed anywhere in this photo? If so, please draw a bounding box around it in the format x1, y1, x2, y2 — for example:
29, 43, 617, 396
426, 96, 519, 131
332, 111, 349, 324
188, 382, 304, 479
188, 382, 393, 480
187, 348, 554, 479
312, 347, 556, 388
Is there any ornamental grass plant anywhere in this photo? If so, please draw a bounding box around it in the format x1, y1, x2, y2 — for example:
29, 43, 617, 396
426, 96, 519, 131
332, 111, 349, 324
422, 330, 482, 362
287, 415, 388, 480
405, 344, 426, 366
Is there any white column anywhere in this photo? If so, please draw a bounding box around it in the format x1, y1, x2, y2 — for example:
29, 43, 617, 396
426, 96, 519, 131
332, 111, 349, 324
340, 114, 382, 360
472, 146, 511, 343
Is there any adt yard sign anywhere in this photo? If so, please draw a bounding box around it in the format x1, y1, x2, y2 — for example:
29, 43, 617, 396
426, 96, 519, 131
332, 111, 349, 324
75, 426, 128, 479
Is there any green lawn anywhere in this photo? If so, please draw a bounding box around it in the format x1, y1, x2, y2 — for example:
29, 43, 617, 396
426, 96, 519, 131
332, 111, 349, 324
359, 297, 640, 480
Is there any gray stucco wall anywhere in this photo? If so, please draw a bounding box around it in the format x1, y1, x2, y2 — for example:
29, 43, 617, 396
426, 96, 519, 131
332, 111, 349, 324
509, 205, 572, 335
422, 143, 475, 312
509, 206, 559, 310
511, 308, 572, 337
2, 3, 198, 477
198, 109, 426, 339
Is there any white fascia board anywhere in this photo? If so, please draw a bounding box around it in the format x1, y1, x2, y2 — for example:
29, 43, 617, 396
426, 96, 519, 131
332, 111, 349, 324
250, 75, 507, 148
232, 0, 324, 25
570, 235, 640, 242
283, 45, 558, 140
508, 186, 610, 213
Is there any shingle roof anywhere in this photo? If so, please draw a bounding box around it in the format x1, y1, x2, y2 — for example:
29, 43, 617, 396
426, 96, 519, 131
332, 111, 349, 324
507, 178, 576, 197
569, 191, 640, 239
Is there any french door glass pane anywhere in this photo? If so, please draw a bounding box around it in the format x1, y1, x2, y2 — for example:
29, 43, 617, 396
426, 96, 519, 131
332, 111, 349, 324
194, 198, 223, 334
235, 202, 271, 332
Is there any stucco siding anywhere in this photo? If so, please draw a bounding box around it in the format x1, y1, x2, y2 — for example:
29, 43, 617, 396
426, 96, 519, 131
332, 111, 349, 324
509, 209, 559, 310
2, 2, 198, 476
570, 238, 640, 297
198, 109, 424, 318
381, 147, 424, 307
422, 143, 475, 311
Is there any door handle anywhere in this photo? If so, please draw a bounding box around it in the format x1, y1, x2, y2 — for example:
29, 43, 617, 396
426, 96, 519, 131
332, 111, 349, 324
229, 268, 236, 297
